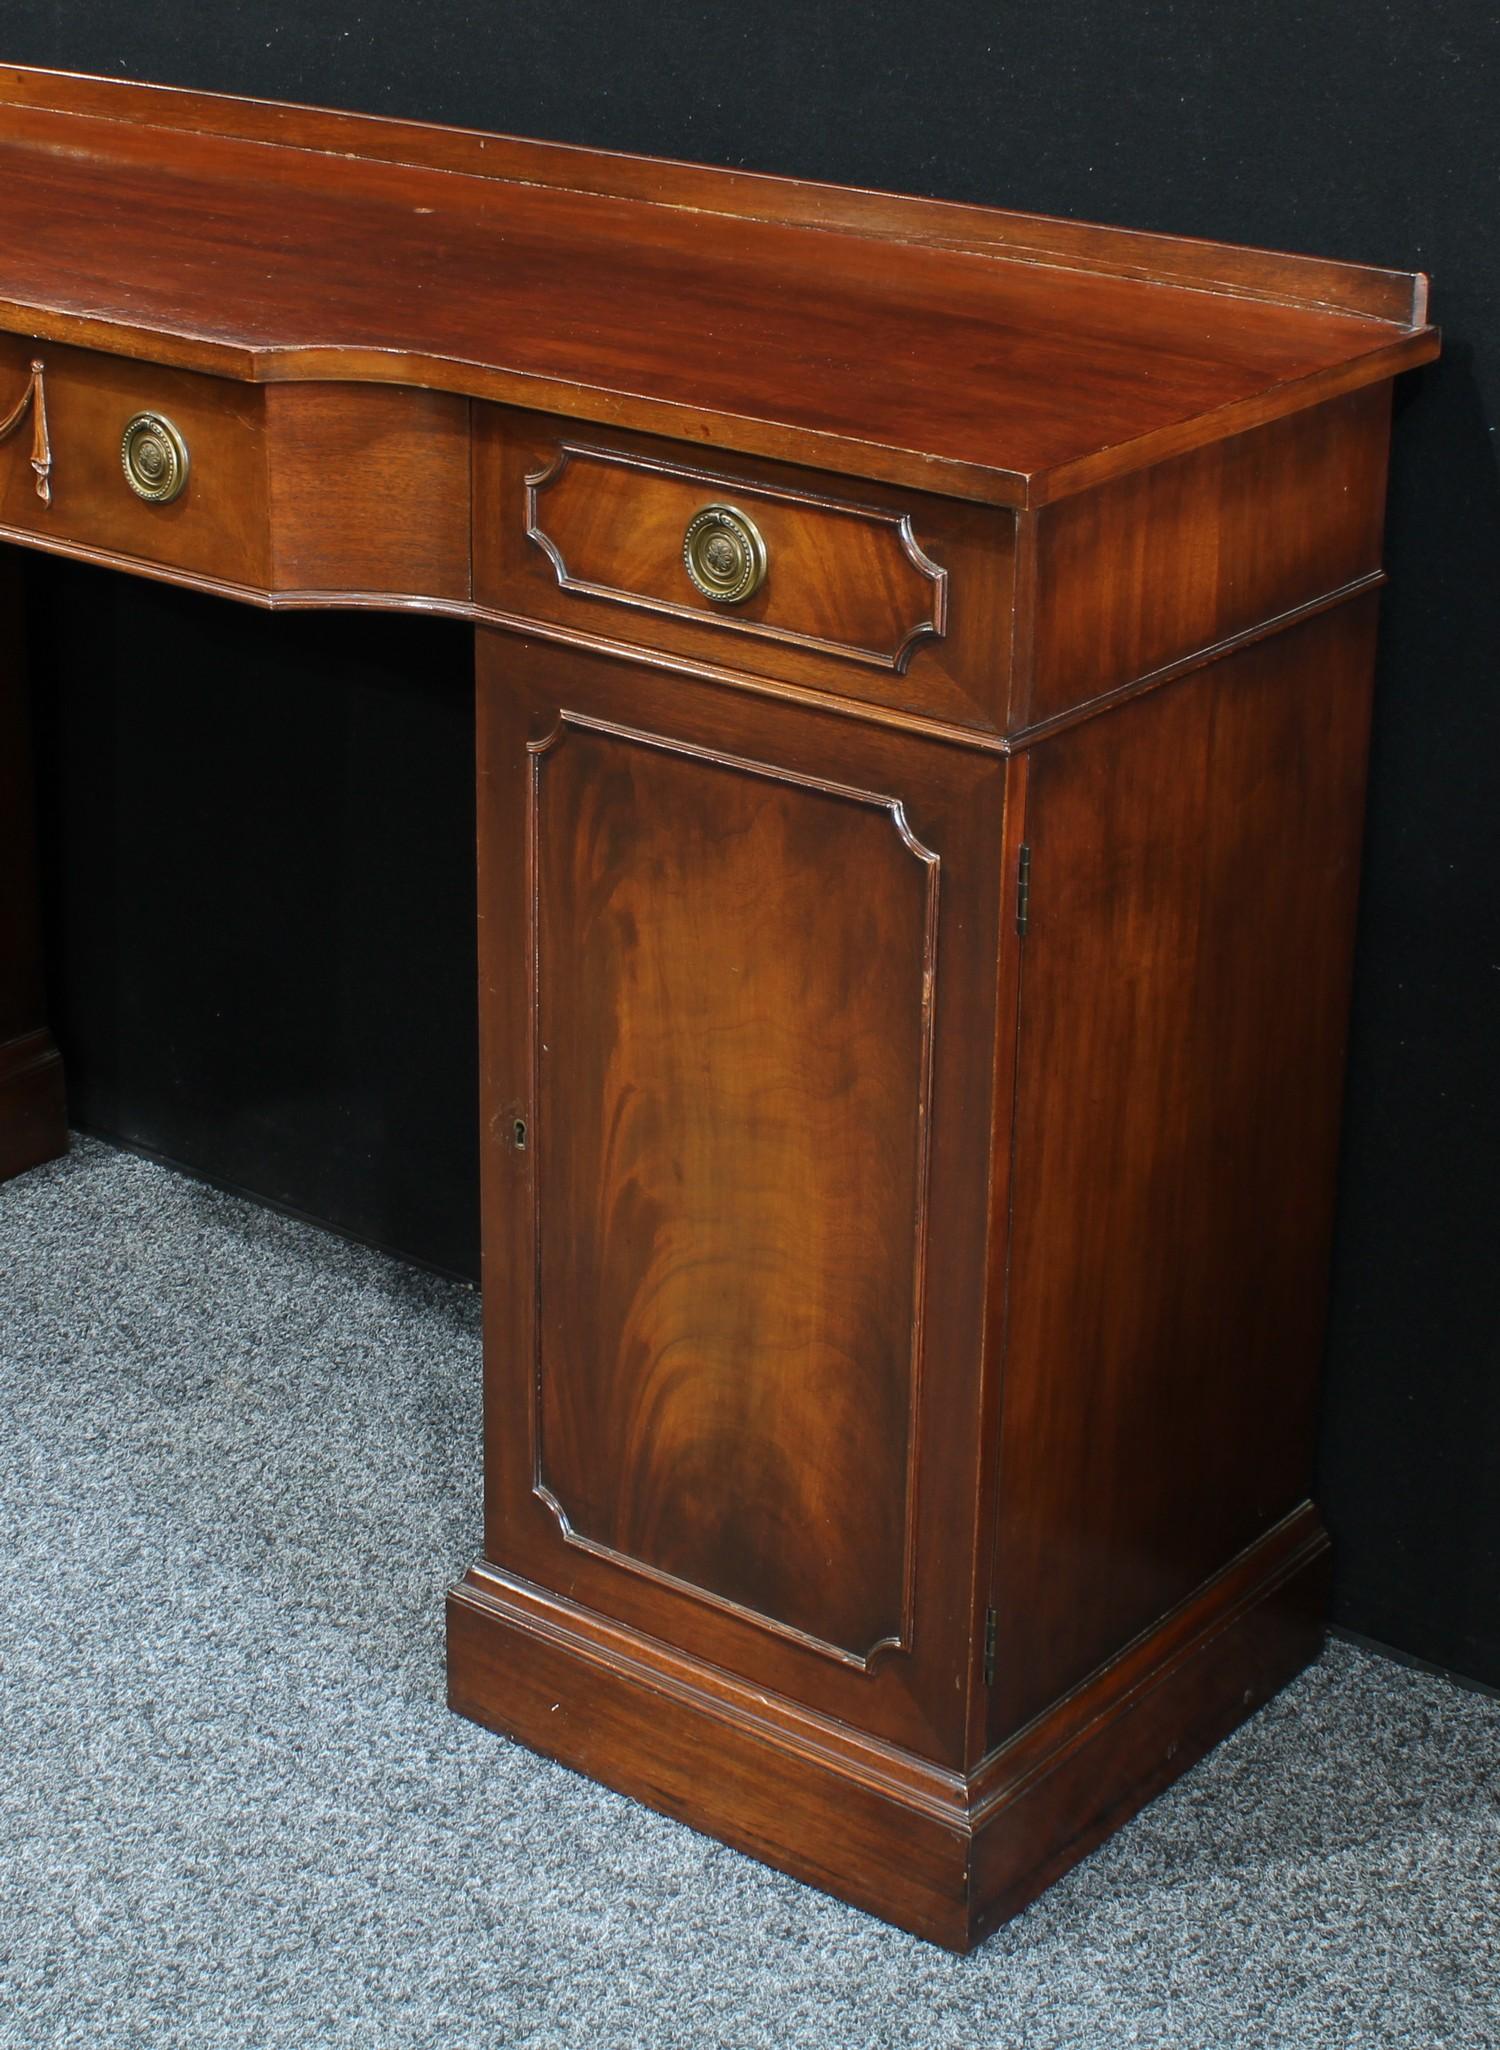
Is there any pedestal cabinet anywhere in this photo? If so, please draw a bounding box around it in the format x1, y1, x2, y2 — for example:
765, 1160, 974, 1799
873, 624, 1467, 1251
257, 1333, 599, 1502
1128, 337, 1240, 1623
0, 63, 1438, 1951
448, 393, 1398, 1948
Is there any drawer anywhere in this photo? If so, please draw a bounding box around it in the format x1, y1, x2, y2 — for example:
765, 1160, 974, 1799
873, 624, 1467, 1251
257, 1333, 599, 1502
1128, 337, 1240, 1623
0, 335, 269, 589
0, 338, 472, 605
474, 408, 1014, 732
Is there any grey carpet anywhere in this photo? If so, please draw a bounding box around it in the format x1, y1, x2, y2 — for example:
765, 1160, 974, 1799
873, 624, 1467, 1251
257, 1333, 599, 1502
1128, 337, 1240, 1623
1, 1139, 1496, 2050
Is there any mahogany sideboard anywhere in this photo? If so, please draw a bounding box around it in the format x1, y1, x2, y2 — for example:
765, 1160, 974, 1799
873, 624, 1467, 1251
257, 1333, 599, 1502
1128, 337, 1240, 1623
0, 63, 1439, 1950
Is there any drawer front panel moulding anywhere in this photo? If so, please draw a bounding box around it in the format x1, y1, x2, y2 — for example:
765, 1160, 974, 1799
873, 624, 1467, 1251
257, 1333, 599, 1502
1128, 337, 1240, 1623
525, 441, 948, 673
480, 407, 1016, 732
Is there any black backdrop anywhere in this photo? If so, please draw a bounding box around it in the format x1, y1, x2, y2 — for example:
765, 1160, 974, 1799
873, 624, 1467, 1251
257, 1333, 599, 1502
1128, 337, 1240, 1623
8, 4, 1498, 1686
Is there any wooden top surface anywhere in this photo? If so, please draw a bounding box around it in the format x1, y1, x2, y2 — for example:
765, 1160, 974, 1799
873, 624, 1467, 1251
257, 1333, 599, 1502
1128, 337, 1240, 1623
0, 65, 1438, 506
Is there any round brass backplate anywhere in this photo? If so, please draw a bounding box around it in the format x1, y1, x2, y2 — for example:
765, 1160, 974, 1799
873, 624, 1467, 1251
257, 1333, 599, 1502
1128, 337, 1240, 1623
682, 503, 768, 605
121, 412, 190, 504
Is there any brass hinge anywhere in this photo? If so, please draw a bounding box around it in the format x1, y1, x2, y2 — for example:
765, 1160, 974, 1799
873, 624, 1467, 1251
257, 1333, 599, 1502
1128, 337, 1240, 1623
1016, 844, 1031, 936
983, 1606, 998, 1686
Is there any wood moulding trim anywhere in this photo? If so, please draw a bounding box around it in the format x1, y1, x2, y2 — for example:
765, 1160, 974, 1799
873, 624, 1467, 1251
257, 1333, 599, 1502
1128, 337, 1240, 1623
453, 1559, 973, 1820
1023, 336, 1438, 508
1005, 569, 1389, 751
0, 296, 1029, 507
0, 517, 1010, 750
446, 1501, 1331, 1949
522, 710, 940, 1673
964, 748, 1033, 1763
0, 520, 1388, 757
0, 297, 1434, 509
973, 1501, 1327, 1807
0, 65, 1431, 327
525, 441, 948, 673
0, 296, 1438, 518
965, 1506, 1330, 1945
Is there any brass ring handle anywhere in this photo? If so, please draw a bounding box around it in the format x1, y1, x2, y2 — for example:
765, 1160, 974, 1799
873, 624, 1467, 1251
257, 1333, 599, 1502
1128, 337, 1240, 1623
0, 359, 52, 505
121, 412, 190, 504
683, 503, 768, 604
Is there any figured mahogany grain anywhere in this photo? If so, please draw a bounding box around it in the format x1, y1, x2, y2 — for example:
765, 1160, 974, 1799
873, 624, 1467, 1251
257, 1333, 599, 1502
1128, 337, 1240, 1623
530, 714, 935, 1662
476, 630, 1007, 1763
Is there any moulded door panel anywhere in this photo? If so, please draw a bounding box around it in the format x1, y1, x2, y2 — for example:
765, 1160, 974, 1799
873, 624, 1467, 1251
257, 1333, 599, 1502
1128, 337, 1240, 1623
530, 711, 934, 1664
475, 631, 1009, 1765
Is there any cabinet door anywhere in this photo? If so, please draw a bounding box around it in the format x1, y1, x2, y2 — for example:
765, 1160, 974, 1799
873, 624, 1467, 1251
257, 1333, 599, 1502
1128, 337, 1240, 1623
476, 633, 1007, 1763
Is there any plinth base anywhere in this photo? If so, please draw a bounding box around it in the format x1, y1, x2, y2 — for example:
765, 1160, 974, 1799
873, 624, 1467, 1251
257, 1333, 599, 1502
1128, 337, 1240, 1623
447, 1507, 1328, 1951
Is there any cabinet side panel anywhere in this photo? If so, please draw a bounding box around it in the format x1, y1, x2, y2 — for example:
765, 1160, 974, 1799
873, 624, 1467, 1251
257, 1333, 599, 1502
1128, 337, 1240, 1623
1019, 386, 1390, 733
991, 600, 1377, 1740
0, 553, 66, 1180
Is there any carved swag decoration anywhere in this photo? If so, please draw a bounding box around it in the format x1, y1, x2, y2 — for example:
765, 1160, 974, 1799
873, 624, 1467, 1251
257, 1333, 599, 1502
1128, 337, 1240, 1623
0, 360, 52, 505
